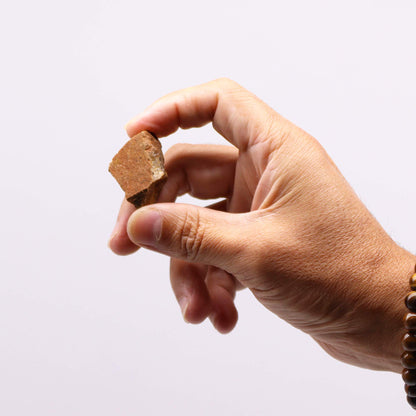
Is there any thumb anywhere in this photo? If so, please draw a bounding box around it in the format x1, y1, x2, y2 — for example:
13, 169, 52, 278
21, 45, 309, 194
127, 203, 251, 271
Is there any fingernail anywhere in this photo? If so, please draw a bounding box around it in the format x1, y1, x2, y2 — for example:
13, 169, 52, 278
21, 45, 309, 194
127, 208, 162, 247
179, 297, 189, 323
125, 111, 145, 133
107, 229, 119, 248
210, 312, 222, 330
109, 226, 119, 240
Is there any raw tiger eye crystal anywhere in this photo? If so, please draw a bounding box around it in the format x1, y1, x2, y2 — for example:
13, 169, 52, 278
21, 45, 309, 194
109, 131, 167, 208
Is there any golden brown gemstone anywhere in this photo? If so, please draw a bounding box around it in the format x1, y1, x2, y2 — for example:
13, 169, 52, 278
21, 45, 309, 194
406, 384, 416, 397
403, 333, 416, 351
405, 313, 416, 331
402, 352, 416, 369
407, 395, 416, 409
403, 369, 416, 385
406, 292, 416, 313
109, 131, 167, 209
410, 273, 416, 291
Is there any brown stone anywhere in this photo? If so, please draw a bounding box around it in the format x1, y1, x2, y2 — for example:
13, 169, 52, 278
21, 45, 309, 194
406, 292, 416, 313
109, 131, 167, 208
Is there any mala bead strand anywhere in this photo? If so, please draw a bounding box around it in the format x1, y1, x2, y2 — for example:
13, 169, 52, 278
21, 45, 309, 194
402, 270, 416, 409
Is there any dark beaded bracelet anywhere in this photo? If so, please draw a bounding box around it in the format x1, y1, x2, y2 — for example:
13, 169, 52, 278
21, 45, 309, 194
402, 269, 416, 410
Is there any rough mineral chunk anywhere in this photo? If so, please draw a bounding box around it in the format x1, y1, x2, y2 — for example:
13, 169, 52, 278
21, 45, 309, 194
109, 131, 167, 208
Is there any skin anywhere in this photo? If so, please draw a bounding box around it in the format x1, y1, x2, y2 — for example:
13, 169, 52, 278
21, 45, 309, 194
109, 78, 416, 373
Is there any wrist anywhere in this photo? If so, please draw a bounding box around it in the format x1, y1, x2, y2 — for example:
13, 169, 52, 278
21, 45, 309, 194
348, 244, 415, 373
311, 243, 415, 373
374, 246, 415, 373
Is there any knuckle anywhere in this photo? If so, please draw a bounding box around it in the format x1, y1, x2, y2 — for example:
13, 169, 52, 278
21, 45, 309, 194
216, 76, 234, 85
164, 143, 194, 174
178, 209, 205, 262
165, 143, 188, 161
214, 77, 241, 92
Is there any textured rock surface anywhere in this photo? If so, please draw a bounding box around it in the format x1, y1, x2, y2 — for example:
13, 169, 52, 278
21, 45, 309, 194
109, 131, 167, 208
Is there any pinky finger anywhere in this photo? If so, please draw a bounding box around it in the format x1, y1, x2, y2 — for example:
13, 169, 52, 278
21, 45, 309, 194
206, 266, 238, 334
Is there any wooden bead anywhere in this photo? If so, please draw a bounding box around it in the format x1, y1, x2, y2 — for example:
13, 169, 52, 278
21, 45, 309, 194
402, 352, 416, 369
403, 369, 416, 385
407, 395, 416, 409
405, 313, 416, 331
406, 384, 416, 397
410, 273, 416, 291
403, 333, 416, 351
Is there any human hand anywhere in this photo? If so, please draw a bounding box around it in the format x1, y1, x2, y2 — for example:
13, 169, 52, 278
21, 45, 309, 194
109, 78, 415, 372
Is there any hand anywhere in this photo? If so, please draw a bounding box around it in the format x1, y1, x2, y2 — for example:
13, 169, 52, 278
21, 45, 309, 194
109, 78, 415, 372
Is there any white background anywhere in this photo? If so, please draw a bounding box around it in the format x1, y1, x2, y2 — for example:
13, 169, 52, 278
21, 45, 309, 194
1, 0, 416, 414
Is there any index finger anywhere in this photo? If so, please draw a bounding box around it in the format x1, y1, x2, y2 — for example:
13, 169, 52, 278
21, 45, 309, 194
125, 78, 277, 151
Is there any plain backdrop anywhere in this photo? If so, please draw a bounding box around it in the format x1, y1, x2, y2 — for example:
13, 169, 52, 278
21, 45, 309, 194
1, 0, 416, 415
